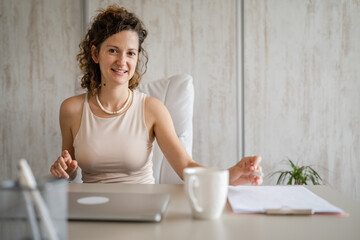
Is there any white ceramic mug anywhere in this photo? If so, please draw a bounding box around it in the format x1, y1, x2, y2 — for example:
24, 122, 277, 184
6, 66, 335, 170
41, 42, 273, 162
183, 167, 229, 220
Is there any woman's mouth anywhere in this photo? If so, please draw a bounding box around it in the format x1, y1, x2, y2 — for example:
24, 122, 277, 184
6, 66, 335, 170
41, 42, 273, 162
111, 68, 127, 74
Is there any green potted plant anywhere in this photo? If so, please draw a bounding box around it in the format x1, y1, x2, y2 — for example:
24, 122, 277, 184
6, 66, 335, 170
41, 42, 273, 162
271, 159, 323, 185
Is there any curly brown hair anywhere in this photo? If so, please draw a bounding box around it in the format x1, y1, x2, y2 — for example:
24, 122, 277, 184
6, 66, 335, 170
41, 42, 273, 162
77, 5, 148, 95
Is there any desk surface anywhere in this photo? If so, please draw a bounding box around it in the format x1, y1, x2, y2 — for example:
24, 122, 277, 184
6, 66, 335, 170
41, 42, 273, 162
68, 184, 360, 240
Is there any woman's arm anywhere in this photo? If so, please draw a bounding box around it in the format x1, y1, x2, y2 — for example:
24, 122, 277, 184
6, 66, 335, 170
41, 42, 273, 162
145, 96, 202, 180
50, 95, 83, 179
145, 96, 263, 185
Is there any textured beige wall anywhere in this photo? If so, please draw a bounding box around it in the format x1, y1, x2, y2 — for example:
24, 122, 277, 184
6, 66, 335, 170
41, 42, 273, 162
0, 0, 82, 179
87, 0, 238, 168
244, 0, 360, 200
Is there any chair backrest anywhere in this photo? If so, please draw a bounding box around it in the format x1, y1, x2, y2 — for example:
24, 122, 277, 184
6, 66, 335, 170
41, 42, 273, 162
138, 73, 194, 184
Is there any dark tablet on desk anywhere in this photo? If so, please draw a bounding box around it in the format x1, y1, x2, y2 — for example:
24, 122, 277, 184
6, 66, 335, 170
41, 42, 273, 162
67, 192, 170, 222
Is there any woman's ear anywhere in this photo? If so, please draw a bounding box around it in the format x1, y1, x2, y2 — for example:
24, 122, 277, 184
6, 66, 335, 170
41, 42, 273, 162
91, 45, 99, 63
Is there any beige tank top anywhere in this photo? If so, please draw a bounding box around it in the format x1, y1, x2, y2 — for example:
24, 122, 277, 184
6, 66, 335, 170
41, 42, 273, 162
73, 91, 155, 184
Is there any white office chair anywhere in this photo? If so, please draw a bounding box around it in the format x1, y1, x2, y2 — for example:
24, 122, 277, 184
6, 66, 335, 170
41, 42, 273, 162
139, 73, 194, 184
70, 73, 194, 184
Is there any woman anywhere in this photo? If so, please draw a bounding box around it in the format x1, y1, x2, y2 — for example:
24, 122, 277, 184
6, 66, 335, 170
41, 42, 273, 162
50, 5, 263, 185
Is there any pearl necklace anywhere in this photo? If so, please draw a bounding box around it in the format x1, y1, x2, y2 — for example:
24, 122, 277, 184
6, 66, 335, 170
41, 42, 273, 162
96, 89, 132, 115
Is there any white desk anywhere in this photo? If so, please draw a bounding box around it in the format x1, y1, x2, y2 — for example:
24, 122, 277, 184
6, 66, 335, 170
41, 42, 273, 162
68, 184, 360, 240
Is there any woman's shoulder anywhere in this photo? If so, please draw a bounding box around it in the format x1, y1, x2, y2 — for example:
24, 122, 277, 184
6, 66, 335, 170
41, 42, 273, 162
60, 93, 86, 118
144, 95, 169, 120
144, 95, 165, 110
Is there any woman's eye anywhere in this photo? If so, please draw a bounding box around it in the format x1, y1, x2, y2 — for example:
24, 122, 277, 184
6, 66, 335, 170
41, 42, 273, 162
109, 49, 117, 54
128, 51, 136, 56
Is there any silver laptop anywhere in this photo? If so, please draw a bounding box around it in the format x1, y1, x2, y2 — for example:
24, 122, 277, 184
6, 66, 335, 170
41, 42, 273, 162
67, 192, 170, 222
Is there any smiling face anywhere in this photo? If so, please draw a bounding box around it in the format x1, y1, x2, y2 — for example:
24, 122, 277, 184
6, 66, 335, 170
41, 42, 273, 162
91, 30, 139, 88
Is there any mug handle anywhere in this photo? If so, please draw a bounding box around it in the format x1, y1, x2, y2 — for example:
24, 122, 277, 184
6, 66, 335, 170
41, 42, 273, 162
188, 175, 203, 212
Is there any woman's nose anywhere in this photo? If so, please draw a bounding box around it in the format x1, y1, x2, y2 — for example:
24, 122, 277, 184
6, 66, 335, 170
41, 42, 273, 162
116, 53, 126, 66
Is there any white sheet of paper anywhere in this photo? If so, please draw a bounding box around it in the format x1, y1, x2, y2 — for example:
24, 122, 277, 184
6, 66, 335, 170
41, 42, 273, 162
228, 186, 344, 214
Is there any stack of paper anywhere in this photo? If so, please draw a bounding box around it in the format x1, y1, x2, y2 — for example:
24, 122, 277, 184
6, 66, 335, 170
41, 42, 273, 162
228, 186, 344, 215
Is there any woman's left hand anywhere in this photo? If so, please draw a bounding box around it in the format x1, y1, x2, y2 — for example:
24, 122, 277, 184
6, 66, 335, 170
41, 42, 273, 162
228, 155, 263, 186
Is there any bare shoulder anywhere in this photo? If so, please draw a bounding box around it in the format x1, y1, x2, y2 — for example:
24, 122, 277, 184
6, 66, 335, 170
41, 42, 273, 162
144, 95, 173, 126
60, 93, 86, 118
144, 96, 167, 115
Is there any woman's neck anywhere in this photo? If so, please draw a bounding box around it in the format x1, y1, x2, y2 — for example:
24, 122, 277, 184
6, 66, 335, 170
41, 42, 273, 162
97, 85, 130, 111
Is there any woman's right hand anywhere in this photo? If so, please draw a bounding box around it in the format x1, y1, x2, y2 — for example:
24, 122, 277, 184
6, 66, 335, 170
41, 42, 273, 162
50, 150, 78, 179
